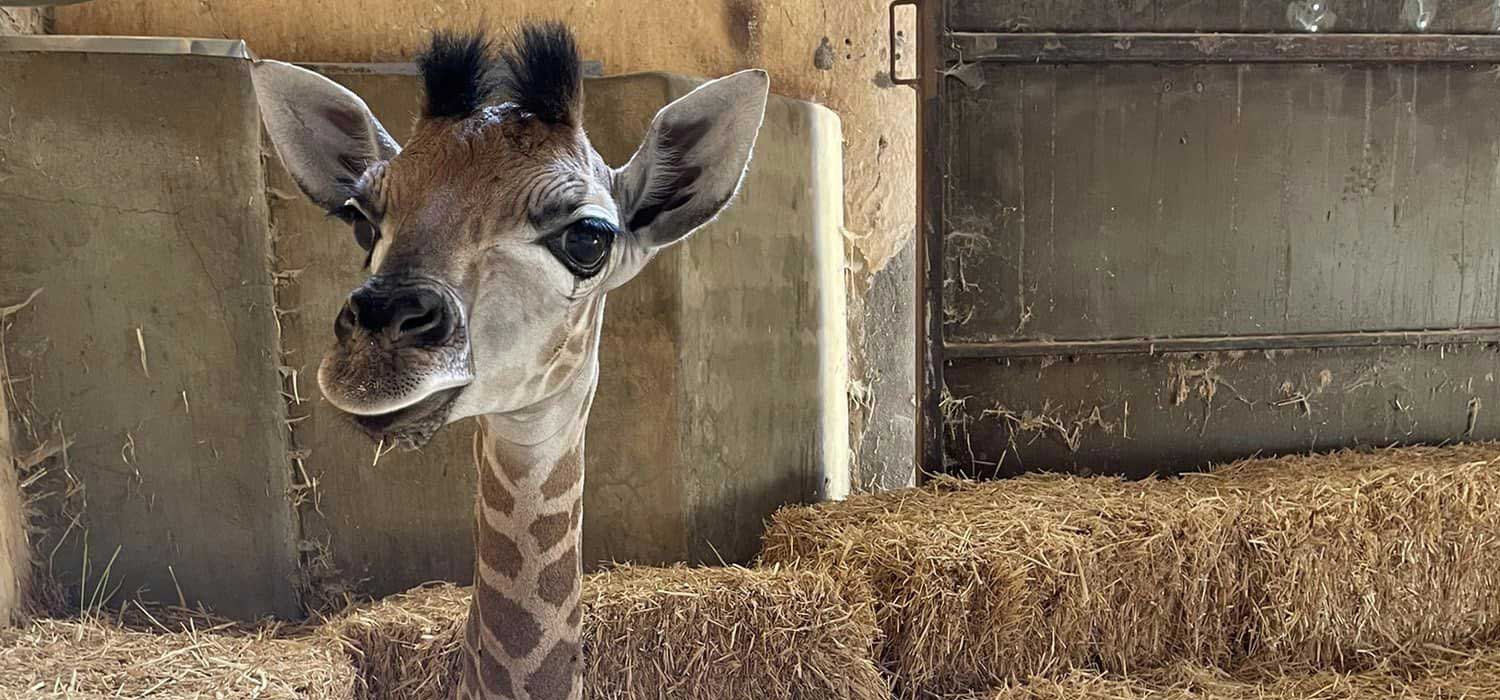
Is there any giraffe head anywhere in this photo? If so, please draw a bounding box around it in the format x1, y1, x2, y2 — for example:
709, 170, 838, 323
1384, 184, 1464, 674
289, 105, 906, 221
253, 25, 768, 448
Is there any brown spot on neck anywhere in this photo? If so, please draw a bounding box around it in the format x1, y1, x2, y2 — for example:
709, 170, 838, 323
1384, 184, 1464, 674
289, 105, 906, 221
499, 449, 533, 484
479, 458, 515, 516
477, 647, 515, 697
525, 639, 581, 700
474, 586, 542, 659
528, 511, 573, 552
477, 524, 524, 581
539, 443, 583, 500
536, 545, 579, 607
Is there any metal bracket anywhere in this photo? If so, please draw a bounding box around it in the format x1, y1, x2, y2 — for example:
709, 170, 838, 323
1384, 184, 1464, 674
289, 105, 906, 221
889, 0, 919, 87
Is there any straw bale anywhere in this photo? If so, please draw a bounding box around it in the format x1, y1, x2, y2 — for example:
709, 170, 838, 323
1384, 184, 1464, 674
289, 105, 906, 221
973, 647, 1500, 699
761, 444, 1500, 695
0, 616, 356, 699
329, 565, 890, 700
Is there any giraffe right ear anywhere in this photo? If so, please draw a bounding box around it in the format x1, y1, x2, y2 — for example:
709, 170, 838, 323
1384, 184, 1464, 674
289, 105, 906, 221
252, 60, 401, 211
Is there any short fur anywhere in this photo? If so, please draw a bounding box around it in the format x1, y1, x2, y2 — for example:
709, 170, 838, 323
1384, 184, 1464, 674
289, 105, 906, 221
498, 22, 583, 126
419, 31, 498, 120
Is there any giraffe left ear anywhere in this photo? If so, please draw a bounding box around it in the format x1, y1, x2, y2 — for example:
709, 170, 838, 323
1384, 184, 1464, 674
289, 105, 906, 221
614, 69, 770, 249
253, 59, 402, 212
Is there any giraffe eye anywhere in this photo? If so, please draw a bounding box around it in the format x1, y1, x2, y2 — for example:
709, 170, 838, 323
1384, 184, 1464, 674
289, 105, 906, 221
352, 217, 379, 253
546, 218, 615, 279
336, 199, 381, 268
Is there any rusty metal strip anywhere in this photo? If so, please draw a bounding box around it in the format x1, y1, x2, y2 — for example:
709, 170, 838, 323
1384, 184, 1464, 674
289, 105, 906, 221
916, 0, 949, 475
946, 328, 1500, 359
949, 32, 1500, 64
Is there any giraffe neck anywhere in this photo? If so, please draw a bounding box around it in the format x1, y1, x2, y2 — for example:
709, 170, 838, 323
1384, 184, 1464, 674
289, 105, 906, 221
459, 396, 592, 700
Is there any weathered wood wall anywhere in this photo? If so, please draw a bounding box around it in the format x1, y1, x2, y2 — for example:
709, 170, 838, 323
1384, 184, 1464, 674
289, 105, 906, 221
1, 305, 30, 627
0, 0, 44, 630
53, 0, 918, 490
922, 3, 1500, 477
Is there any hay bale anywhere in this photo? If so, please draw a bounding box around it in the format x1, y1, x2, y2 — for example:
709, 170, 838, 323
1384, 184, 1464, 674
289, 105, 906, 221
327, 582, 467, 700
975, 648, 1500, 699
761, 444, 1500, 695
0, 617, 356, 698
329, 565, 890, 700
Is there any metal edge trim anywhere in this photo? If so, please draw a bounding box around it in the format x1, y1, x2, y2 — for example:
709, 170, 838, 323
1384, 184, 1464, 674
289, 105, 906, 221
946, 328, 1500, 359
0, 35, 251, 59
950, 32, 1500, 65
301, 60, 605, 78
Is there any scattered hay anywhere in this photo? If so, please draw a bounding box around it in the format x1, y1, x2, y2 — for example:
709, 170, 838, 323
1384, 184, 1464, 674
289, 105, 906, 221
329, 565, 890, 700
582, 565, 887, 700
974, 647, 1500, 699
0, 616, 355, 699
761, 444, 1500, 696
326, 582, 465, 700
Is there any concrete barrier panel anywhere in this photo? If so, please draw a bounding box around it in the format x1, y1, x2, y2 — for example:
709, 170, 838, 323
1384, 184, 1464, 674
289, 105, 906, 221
0, 43, 301, 619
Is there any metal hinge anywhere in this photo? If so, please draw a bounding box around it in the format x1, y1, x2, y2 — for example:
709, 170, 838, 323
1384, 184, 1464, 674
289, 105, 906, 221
889, 0, 919, 87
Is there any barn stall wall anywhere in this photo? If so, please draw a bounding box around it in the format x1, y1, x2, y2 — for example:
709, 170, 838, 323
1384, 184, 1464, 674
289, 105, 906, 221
0, 38, 846, 616
916, 2, 1500, 476
51, 0, 918, 492
0, 40, 301, 619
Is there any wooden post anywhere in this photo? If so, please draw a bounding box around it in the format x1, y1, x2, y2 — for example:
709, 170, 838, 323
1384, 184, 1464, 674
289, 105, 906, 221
0, 321, 30, 627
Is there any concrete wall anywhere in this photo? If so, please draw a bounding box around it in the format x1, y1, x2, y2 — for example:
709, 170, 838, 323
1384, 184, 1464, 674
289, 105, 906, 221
53, 0, 917, 492
0, 8, 46, 36
270, 67, 847, 600
0, 49, 303, 619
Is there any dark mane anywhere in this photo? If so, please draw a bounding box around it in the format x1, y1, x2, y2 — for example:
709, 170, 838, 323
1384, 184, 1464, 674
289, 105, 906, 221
418, 30, 498, 120
497, 21, 582, 126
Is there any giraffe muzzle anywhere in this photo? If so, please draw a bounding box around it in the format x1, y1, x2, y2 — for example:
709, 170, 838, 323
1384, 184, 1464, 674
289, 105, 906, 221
317, 276, 476, 445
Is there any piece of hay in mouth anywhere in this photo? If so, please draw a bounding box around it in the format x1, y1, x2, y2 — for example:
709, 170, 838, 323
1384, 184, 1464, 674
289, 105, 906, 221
760, 443, 1500, 696
972, 647, 1500, 700
0, 617, 356, 699
328, 565, 891, 700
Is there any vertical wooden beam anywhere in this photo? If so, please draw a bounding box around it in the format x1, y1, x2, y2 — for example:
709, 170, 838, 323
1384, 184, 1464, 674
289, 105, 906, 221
916, 0, 950, 477
0, 301, 31, 627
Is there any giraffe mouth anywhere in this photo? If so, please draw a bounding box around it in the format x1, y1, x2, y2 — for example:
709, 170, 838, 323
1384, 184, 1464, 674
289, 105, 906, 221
347, 386, 463, 449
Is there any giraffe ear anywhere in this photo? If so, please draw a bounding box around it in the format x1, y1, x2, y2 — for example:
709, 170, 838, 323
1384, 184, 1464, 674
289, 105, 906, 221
252, 60, 401, 211
614, 69, 769, 249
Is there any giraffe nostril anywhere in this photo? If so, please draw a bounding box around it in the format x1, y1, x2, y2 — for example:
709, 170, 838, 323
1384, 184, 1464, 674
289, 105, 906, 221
334, 304, 358, 344
399, 307, 442, 336
386, 288, 454, 347
343, 281, 458, 348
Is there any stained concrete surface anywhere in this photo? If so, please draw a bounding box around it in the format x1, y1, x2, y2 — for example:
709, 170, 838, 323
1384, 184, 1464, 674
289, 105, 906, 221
0, 51, 301, 619
856, 238, 917, 491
